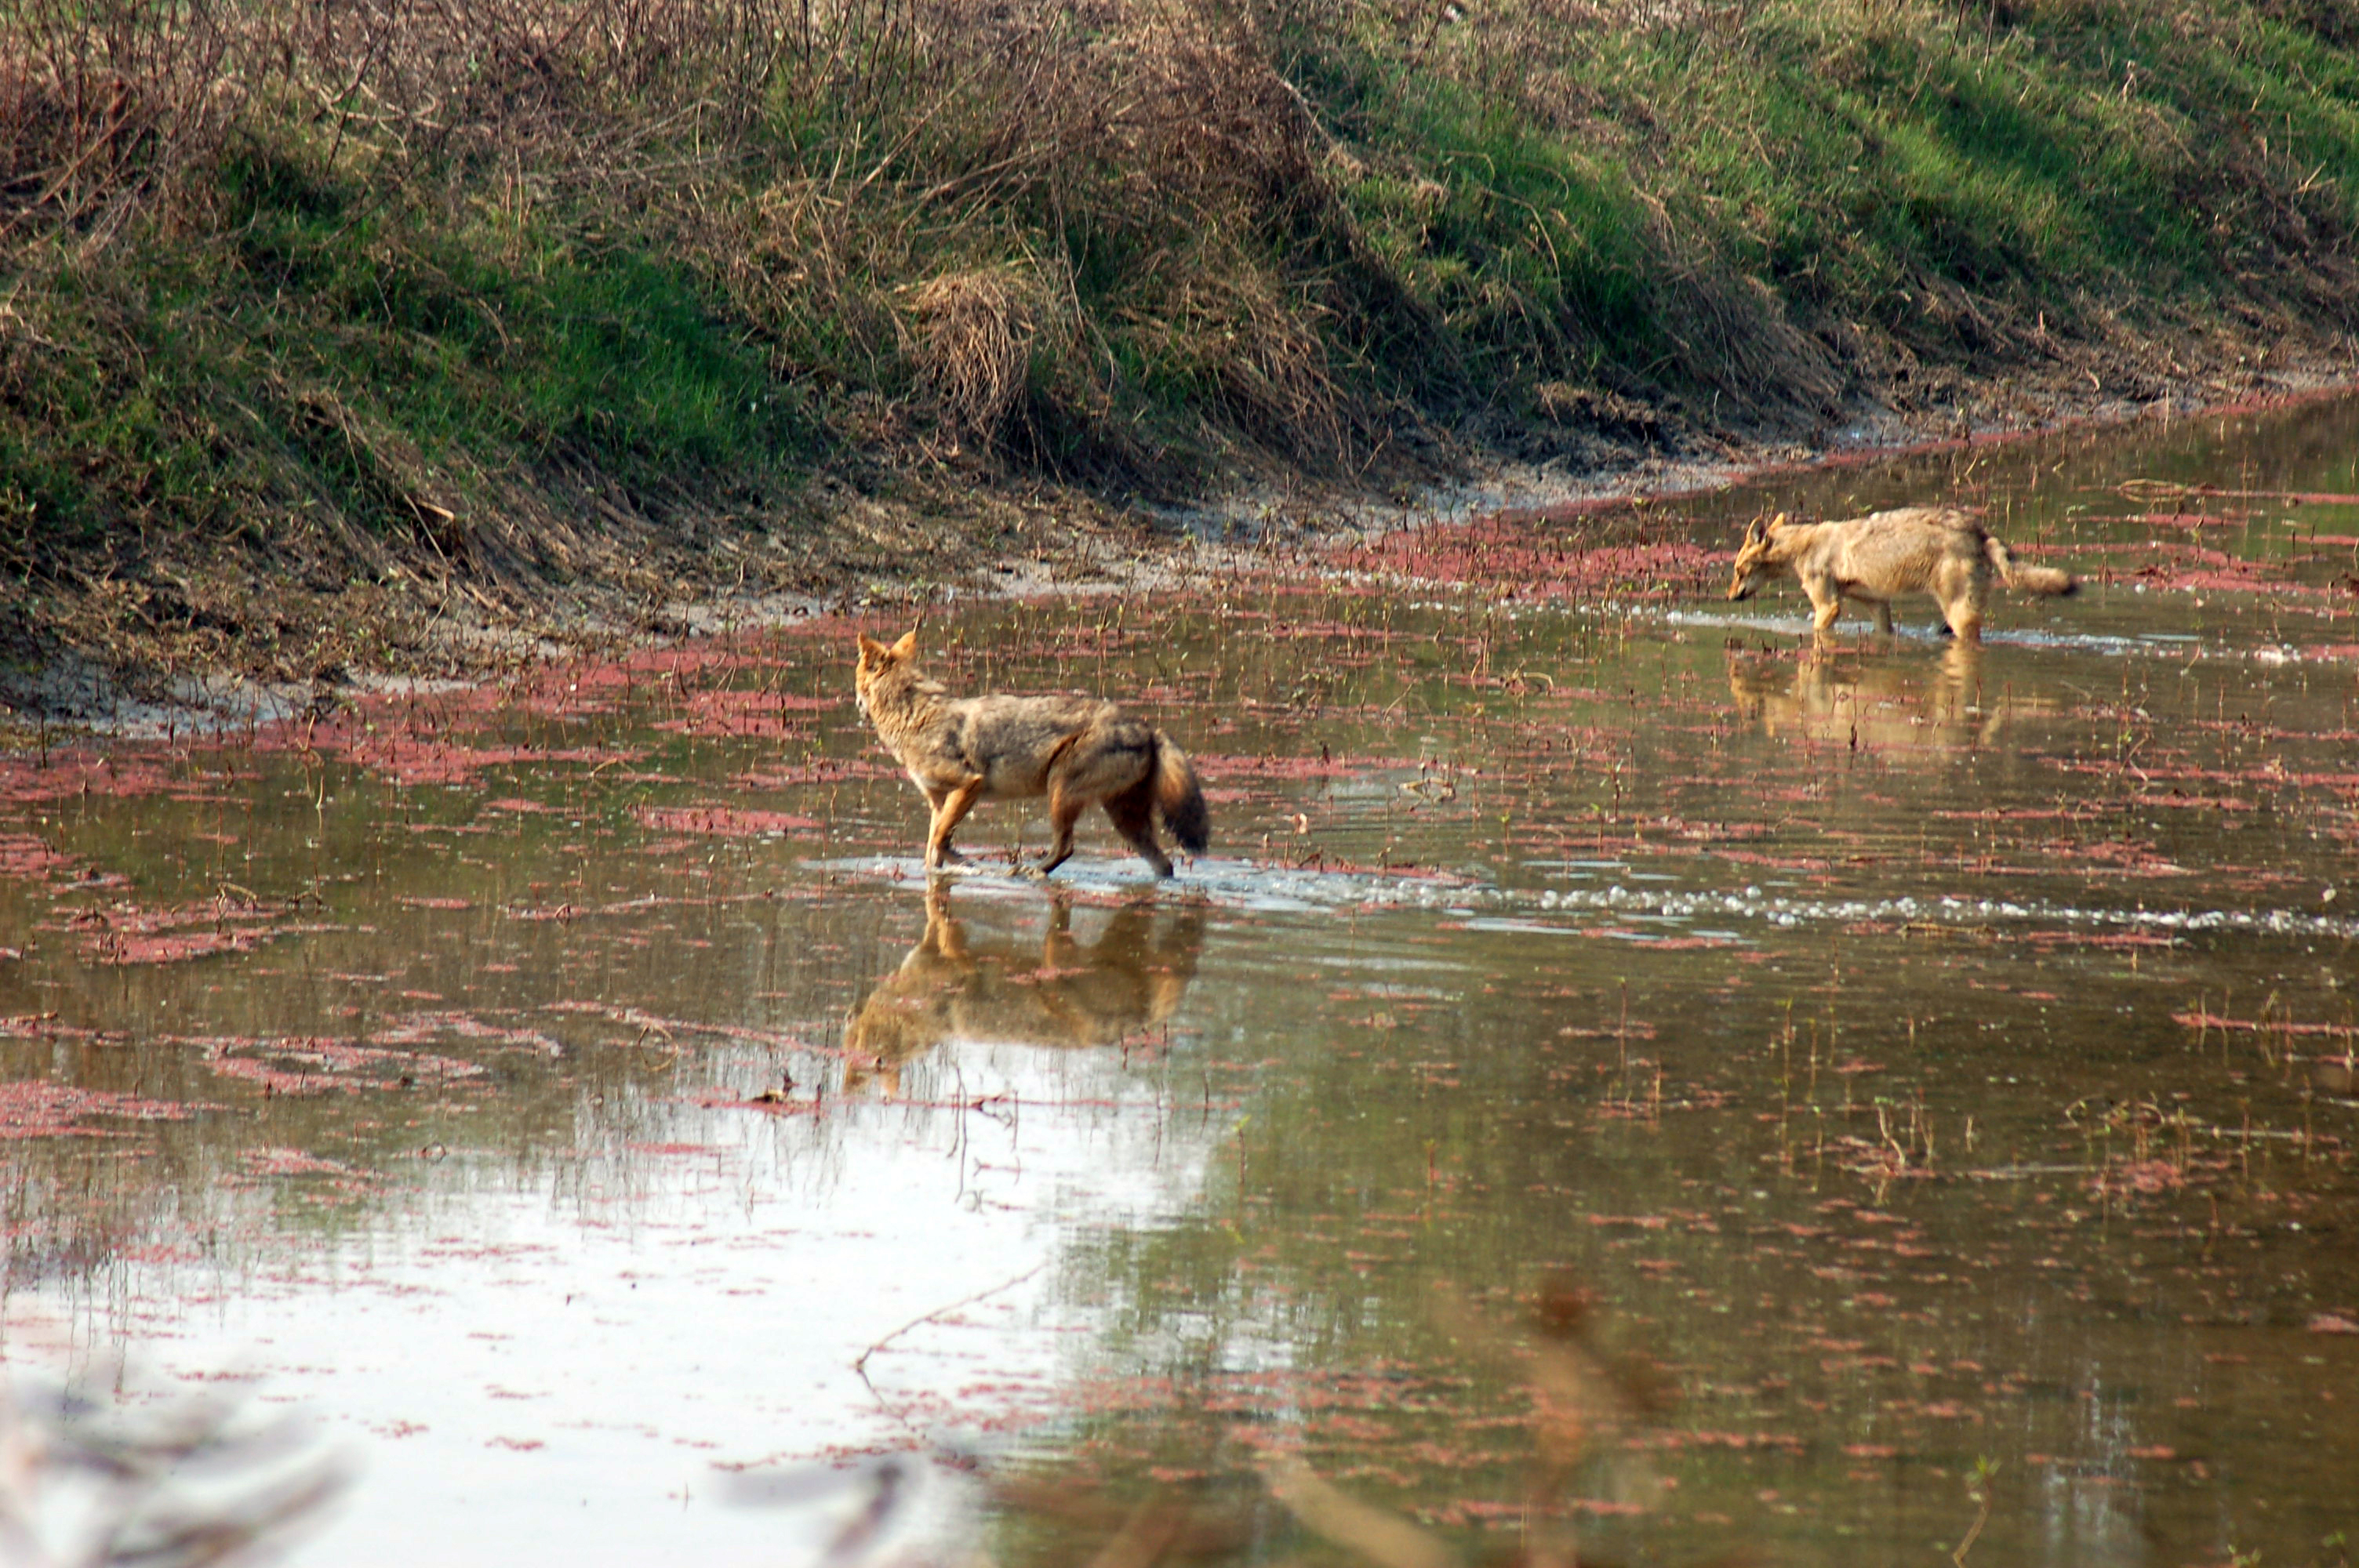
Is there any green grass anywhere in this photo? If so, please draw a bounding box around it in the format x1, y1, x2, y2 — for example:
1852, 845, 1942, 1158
4, 140, 808, 572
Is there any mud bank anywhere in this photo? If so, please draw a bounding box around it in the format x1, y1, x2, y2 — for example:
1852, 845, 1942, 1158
9, 358, 2354, 742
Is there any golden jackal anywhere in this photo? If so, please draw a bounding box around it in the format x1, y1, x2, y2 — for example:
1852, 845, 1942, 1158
854, 629, 1210, 877
1727, 506, 2077, 643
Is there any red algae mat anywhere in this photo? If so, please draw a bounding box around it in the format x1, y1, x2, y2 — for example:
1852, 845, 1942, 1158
0, 397, 2357, 1566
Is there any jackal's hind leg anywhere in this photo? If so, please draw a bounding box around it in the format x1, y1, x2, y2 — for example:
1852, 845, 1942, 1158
1933, 562, 1987, 644
1034, 786, 1085, 877
1105, 779, 1173, 879
1871, 601, 1894, 638
1939, 586, 1985, 644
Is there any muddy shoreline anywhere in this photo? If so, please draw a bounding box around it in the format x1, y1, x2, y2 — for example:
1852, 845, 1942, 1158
6, 361, 2354, 742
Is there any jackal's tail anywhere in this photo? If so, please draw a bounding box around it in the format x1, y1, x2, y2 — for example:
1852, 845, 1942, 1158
1984, 535, 2078, 597
1152, 734, 1211, 855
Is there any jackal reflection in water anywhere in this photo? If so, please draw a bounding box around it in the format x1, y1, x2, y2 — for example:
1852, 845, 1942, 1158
1726, 643, 2056, 753
843, 883, 1205, 1094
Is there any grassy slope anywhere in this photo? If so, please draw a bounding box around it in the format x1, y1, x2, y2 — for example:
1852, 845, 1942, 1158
4, 0, 2359, 682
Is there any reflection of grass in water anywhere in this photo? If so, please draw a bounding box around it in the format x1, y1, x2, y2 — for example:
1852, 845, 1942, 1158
961, 1273, 1685, 1568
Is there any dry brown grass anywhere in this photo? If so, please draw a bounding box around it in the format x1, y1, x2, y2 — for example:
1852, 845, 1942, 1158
908, 269, 1040, 453
0, 0, 1810, 499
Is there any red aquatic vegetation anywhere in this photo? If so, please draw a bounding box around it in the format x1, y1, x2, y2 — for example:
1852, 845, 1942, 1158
1333, 517, 1721, 599
0, 754, 252, 805
54, 898, 315, 967
2166, 566, 2343, 597
634, 804, 825, 837
372, 1011, 564, 1054
1193, 753, 1438, 780
1577, 931, 1739, 950
278, 638, 845, 744
2044, 838, 2193, 877
0, 1079, 205, 1138
2132, 482, 2359, 505
1707, 847, 1834, 873
330, 735, 643, 787
2045, 539, 2243, 564
2093, 1159, 2187, 1198
2173, 1010, 2359, 1036
239, 1146, 365, 1178
2024, 931, 2177, 949
0, 1015, 125, 1051
0, 831, 74, 882
109, 930, 257, 964
1642, 1429, 1805, 1454
1932, 805, 2109, 822
678, 1087, 828, 1115
187, 1036, 488, 1096
2063, 759, 2359, 795
651, 687, 834, 740
542, 1000, 841, 1058
1234, 621, 1425, 644
732, 758, 903, 788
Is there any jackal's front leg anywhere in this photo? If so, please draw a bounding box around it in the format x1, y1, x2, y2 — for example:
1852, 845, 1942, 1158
916, 786, 967, 864
926, 779, 985, 870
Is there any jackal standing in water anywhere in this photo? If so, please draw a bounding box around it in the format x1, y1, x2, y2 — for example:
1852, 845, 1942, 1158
1727, 506, 2077, 643
855, 629, 1209, 877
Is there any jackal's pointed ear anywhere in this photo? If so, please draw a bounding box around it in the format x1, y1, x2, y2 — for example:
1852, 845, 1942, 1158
1767, 511, 1790, 532
889, 628, 919, 660
856, 632, 888, 664
1741, 516, 1766, 546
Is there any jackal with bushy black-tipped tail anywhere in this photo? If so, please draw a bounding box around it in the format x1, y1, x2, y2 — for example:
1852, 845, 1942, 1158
1728, 506, 2077, 644
854, 629, 1209, 877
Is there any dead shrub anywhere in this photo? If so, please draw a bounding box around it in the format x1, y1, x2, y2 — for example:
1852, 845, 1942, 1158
907, 270, 1039, 453
0, 0, 254, 241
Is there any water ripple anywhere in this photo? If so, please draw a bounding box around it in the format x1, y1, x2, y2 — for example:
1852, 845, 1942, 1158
815, 857, 2359, 942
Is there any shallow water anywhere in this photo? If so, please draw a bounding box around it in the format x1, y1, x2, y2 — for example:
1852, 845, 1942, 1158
3, 397, 2357, 1566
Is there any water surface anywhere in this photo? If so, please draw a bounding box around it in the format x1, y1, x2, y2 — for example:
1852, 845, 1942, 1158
3, 397, 2357, 1566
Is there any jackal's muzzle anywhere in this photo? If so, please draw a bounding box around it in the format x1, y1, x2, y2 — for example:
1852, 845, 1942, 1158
1726, 514, 1779, 602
